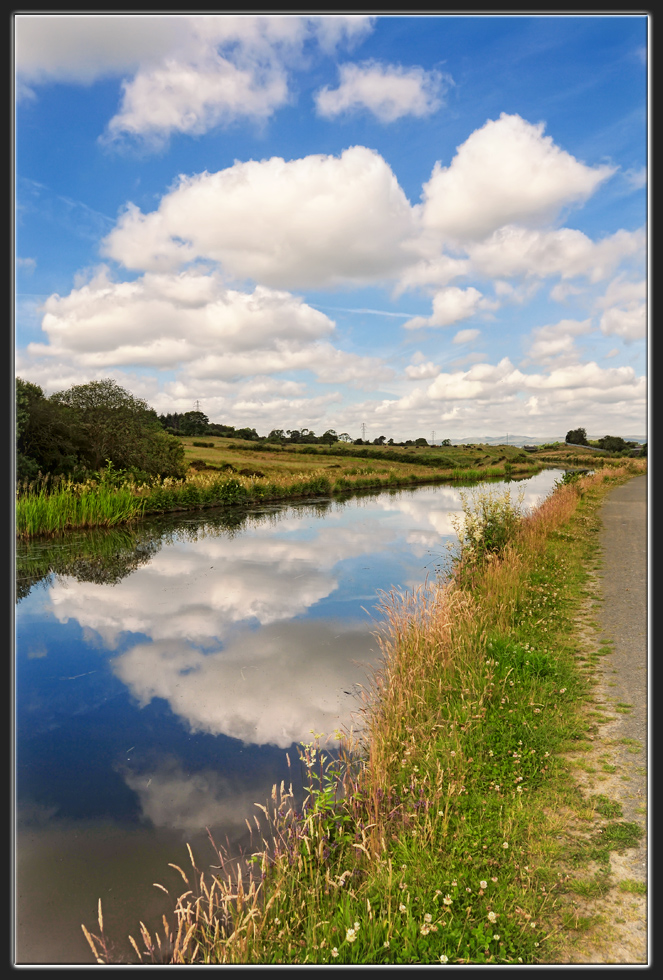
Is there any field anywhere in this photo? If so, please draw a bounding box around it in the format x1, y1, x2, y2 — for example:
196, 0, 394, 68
179, 436, 539, 481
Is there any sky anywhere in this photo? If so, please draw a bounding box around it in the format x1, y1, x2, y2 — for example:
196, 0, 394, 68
14, 13, 648, 442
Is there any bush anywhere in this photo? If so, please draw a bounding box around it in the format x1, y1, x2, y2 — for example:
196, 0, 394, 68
451, 486, 524, 567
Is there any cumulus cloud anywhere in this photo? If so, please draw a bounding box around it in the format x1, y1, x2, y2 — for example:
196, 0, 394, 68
467, 225, 644, 284
599, 305, 646, 342
403, 286, 496, 330
26, 265, 392, 396
420, 113, 615, 242
30, 267, 332, 365
523, 318, 592, 366
405, 361, 439, 380
16, 14, 376, 141
593, 275, 647, 343
315, 61, 450, 122
453, 328, 480, 345
101, 147, 417, 288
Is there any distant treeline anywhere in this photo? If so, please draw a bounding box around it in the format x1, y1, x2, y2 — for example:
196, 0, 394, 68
159, 410, 448, 449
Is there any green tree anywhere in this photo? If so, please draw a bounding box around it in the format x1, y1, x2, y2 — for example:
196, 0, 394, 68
320, 429, 337, 446
566, 428, 588, 445
596, 435, 630, 452
50, 378, 186, 477
15, 377, 80, 481
180, 411, 210, 436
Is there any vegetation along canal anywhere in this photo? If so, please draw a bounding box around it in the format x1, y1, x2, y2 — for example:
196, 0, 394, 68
15, 469, 563, 963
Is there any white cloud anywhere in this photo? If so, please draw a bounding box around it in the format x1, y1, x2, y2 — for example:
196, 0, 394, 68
15, 14, 182, 88
315, 61, 449, 122
26, 266, 392, 405
467, 225, 644, 284
101, 147, 417, 288
105, 58, 289, 147
599, 305, 646, 342
403, 286, 495, 330
16, 14, 376, 142
420, 113, 615, 242
394, 254, 470, 294
594, 276, 647, 343
405, 361, 439, 380
523, 318, 593, 366
452, 328, 480, 345
31, 267, 333, 366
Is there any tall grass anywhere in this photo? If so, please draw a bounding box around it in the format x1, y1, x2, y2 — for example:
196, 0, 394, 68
16, 459, 541, 539
81, 458, 646, 964
16, 478, 145, 538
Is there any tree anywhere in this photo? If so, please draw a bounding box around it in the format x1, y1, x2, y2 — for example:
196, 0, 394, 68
441, 438, 452, 446
373, 435, 386, 445
16, 377, 81, 481
50, 378, 186, 477
180, 410, 210, 436
596, 435, 630, 453
320, 429, 337, 446
414, 437, 429, 447
338, 432, 352, 443
566, 428, 588, 445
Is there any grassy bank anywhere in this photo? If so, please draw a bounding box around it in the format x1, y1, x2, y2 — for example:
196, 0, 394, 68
82, 459, 646, 965
16, 449, 542, 539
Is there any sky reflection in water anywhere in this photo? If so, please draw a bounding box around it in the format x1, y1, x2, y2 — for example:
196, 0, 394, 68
14, 472, 562, 962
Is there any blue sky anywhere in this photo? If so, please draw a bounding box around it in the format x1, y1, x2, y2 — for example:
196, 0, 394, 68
14, 13, 648, 441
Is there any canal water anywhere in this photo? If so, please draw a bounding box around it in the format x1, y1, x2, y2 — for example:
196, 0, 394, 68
14, 470, 563, 963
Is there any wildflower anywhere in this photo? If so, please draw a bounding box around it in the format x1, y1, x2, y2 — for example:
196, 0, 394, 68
491, 877, 498, 883
331, 948, 339, 958
440, 955, 449, 964
450, 751, 456, 757
424, 913, 433, 923
421, 925, 431, 935
383, 941, 390, 948
399, 904, 407, 912
530, 922, 536, 929
451, 880, 457, 887
487, 911, 498, 923
480, 880, 488, 889
346, 928, 357, 943
502, 842, 509, 849
443, 895, 453, 906
493, 934, 500, 941
354, 922, 360, 931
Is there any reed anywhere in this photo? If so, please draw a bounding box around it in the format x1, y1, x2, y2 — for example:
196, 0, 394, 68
16, 477, 145, 538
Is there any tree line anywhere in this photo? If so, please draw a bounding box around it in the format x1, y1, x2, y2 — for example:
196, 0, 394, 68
565, 428, 645, 456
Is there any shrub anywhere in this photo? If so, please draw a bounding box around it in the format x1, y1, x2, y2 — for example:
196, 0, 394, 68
451, 486, 524, 567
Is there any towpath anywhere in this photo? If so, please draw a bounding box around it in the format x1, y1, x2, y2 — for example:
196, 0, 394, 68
561, 472, 648, 964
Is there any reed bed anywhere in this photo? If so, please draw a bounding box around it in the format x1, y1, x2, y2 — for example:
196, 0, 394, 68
82, 457, 646, 965
16, 478, 145, 538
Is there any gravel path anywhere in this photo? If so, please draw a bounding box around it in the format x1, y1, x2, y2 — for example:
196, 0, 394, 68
558, 473, 648, 964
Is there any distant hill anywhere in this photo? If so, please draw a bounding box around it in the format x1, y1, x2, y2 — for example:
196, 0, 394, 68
441, 435, 646, 448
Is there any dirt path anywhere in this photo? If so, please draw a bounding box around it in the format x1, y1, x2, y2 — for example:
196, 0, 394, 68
557, 473, 648, 964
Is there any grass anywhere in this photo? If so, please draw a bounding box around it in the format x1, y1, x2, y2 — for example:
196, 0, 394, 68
15, 474, 145, 537
16, 440, 545, 539
80, 458, 647, 965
